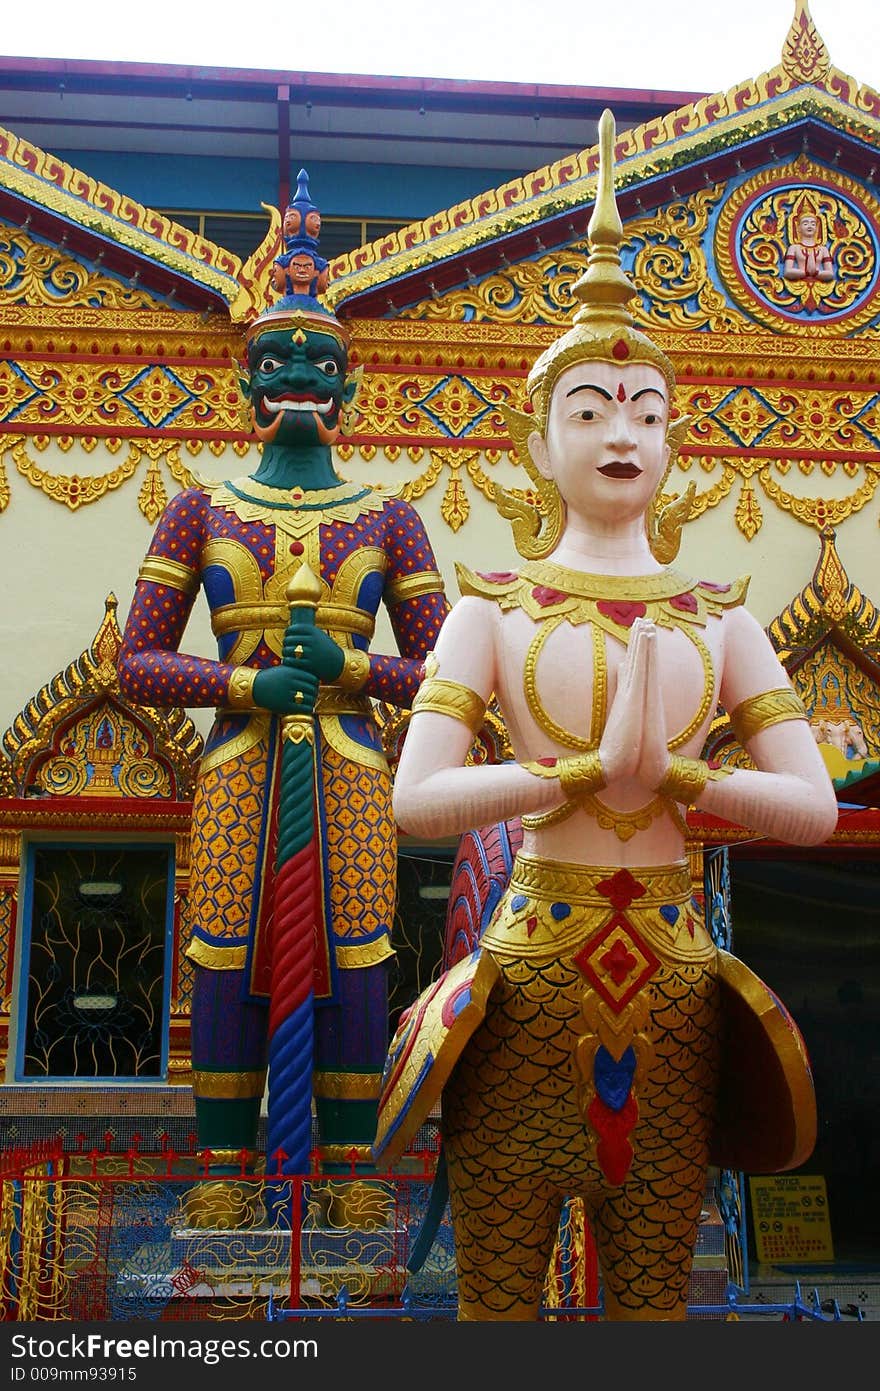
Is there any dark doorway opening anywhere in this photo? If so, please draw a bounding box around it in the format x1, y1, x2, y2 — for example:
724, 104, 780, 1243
728, 855, 880, 1266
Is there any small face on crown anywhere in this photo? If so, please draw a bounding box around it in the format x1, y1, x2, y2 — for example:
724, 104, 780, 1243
243, 324, 355, 446
282, 206, 323, 244
528, 358, 670, 525
282, 207, 302, 239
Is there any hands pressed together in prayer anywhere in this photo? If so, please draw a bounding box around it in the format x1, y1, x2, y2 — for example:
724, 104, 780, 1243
598, 617, 671, 793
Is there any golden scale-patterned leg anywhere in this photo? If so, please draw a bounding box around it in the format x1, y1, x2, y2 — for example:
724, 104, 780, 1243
443, 956, 721, 1320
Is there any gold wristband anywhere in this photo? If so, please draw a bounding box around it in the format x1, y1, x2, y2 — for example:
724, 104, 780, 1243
227, 666, 258, 709
411, 677, 487, 734
558, 750, 607, 799
659, 755, 709, 806
336, 647, 371, 692
730, 687, 808, 745
522, 752, 607, 799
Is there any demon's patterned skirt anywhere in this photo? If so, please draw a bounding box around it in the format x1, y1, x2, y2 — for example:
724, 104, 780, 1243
186, 710, 397, 1000
443, 854, 722, 1320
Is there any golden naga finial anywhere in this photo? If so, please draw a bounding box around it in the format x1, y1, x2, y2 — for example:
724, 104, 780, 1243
229, 202, 282, 326
781, 1, 831, 85
496, 107, 694, 563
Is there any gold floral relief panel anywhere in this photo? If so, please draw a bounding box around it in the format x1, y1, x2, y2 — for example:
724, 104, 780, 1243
797, 640, 880, 783
679, 381, 880, 457
400, 159, 880, 341
401, 186, 750, 331
0, 358, 244, 432
37, 704, 172, 800
0, 224, 167, 311
354, 369, 519, 443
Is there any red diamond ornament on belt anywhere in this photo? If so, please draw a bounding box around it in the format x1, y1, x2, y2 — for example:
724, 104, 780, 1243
572, 868, 658, 1185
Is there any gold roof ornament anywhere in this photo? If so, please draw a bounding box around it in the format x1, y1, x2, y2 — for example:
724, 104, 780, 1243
781, 0, 831, 85
704, 527, 880, 780
768, 526, 880, 661
1, 595, 203, 798
496, 109, 694, 562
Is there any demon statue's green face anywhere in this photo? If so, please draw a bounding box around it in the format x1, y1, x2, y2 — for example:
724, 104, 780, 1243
242, 323, 358, 448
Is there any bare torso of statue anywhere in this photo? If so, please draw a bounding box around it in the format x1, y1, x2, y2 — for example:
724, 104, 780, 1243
393, 353, 836, 869
377, 112, 838, 1322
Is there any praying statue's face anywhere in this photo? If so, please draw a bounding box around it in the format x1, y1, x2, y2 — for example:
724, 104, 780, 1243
243, 325, 355, 446
797, 213, 819, 244
528, 359, 670, 527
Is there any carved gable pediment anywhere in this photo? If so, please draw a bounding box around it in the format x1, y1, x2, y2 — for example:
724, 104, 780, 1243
1, 594, 202, 799
704, 527, 880, 804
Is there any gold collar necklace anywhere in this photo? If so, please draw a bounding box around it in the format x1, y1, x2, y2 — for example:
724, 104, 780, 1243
520, 559, 698, 603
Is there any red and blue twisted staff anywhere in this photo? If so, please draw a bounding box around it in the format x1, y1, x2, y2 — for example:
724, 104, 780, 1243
266, 563, 324, 1182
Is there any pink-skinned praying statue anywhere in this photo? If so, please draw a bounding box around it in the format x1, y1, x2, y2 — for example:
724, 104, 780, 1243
373, 112, 838, 1320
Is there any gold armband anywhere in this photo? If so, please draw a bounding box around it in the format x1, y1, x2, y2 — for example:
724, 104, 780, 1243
137, 555, 199, 595
411, 677, 487, 734
336, 648, 371, 692
384, 570, 445, 608
730, 687, 808, 745
227, 666, 258, 709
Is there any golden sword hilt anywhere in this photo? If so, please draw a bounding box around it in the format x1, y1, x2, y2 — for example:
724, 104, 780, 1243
282, 562, 323, 745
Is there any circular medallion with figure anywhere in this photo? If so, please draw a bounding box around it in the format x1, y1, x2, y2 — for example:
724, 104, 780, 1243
714, 158, 880, 332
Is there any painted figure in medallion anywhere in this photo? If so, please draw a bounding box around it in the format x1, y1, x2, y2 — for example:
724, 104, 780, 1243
118, 174, 449, 1225
782, 194, 835, 283
374, 113, 838, 1319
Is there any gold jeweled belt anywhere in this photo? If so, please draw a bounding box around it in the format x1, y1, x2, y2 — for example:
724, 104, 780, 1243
480, 853, 714, 966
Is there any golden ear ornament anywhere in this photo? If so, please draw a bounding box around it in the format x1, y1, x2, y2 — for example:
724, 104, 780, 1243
645, 415, 695, 564
340, 364, 365, 436
495, 401, 563, 560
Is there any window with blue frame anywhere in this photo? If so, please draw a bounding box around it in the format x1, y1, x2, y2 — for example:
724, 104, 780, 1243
17, 843, 174, 1081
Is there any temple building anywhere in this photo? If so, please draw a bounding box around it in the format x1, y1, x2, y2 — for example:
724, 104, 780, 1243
0, 1, 877, 1312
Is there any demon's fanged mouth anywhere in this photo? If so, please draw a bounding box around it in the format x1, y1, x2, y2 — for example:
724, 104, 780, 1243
263, 394, 333, 415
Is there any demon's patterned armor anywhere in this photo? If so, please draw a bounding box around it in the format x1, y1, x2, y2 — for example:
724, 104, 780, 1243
118, 472, 450, 1176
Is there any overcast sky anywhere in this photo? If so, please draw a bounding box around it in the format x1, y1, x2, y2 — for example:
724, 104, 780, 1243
2, 1, 879, 95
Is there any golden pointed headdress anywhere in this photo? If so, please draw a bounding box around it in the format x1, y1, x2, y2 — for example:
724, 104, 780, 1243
497, 109, 693, 561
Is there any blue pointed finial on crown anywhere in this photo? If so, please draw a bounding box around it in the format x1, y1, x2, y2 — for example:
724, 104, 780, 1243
269, 166, 331, 313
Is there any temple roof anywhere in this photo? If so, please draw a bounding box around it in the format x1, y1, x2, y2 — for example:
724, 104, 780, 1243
326, 2, 880, 318
0, 124, 276, 316
0, 594, 202, 799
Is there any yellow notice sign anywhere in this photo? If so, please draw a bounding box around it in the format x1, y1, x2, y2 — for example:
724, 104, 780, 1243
749, 1174, 834, 1265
